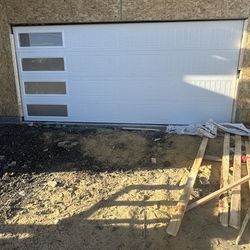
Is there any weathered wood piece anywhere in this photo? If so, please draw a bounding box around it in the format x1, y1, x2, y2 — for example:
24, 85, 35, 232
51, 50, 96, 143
229, 135, 242, 229
245, 140, 250, 191
219, 133, 230, 227
187, 175, 250, 211
166, 137, 208, 236
236, 207, 250, 245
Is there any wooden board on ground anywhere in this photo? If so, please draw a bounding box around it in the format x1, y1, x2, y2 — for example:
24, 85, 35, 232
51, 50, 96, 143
219, 133, 230, 227
229, 135, 242, 229
166, 137, 208, 236
236, 207, 250, 245
187, 175, 250, 211
245, 140, 250, 191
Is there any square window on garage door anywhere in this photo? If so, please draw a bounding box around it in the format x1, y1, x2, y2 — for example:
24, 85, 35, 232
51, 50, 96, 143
27, 104, 68, 117
24, 82, 66, 94
19, 32, 63, 47
22, 58, 65, 71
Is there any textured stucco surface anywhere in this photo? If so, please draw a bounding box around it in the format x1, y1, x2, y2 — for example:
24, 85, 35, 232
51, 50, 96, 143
0, 0, 18, 116
5, 0, 121, 24
121, 0, 250, 20
1, 0, 250, 123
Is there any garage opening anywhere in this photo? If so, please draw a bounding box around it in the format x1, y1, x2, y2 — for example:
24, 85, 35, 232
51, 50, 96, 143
13, 20, 244, 124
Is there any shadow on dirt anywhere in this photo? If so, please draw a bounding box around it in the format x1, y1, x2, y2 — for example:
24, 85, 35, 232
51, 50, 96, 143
1, 124, 246, 249
0, 182, 248, 250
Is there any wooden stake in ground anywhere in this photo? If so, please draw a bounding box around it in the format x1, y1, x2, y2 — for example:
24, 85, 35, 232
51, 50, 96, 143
166, 137, 208, 236
186, 175, 250, 211
229, 135, 242, 230
219, 133, 230, 227
236, 207, 250, 245
245, 140, 250, 191
236, 140, 250, 244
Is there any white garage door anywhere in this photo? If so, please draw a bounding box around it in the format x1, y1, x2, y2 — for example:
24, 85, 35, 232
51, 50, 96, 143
13, 20, 244, 124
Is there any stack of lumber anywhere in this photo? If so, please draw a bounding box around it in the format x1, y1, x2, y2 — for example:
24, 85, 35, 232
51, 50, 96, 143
166, 135, 250, 244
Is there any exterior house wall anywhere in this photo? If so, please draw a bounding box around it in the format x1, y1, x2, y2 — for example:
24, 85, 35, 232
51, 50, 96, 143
1, 0, 250, 123
0, 0, 19, 120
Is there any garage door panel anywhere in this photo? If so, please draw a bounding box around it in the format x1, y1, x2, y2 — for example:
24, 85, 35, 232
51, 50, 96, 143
66, 79, 233, 102
66, 102, 232, 124
65, 21, 242, 51
66, 51, 240, 78
18, 50, 240, 76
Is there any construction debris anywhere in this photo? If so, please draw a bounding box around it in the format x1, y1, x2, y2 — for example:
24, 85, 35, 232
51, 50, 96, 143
57, 141, 79, 150
236, 144, 250, 245
166, 120, 217, 138
166, 137, 208, 236
167, 135, 250, 238
151, 158, 157, 164
186, 175, 250, 211
229, 135, 242, 229
246, 141, 250, 190
219, 134, 230, 227
166, 120, 250, 138
213, 122, 250, 137
47, 180, 58, 188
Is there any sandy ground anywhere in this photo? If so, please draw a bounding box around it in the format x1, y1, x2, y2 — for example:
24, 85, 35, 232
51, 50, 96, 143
0, 125, 249, 250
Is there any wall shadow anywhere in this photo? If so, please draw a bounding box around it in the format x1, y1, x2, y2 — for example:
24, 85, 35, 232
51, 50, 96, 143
0, 180, 249, 250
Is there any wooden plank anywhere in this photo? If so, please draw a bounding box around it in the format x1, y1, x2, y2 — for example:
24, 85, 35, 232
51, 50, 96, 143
236, 207, 250, 245
245, 140, 250, 191
229, 135, 242, 229
166, 137, 208, 236
219, 133, 230, 227
187, 175, 250, 211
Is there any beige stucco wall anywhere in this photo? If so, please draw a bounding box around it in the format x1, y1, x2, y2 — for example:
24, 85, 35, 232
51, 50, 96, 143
0, 0, 18, 117
1, 0, 250, 123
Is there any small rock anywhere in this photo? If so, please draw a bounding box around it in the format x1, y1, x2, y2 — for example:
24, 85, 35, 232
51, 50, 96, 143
154, 138, 161, 142
151, 158, 157, 164
8, 161, 16, 167
199, 176, 210, 185
43, 148, 49, 152
19, 191, 26, 196
21, 164, 28, 169
57, 141, 79, 150
54, 219, 60, 224
143, 195, 150, 201
191, 188, 202, 199
47, 180, 58, 188
2, 173, 10, 181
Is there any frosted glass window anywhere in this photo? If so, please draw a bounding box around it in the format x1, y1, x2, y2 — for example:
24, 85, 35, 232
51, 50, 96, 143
27, 104, 68, 116
22, 58, 65, 71
25, 82, 66, 94
19, 32, 63, 47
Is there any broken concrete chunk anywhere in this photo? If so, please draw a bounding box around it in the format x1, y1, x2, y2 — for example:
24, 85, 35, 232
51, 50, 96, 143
47, 180, 58, 188
191, 188, 202, 199
151, 158, 157, 164
19, 191, 26, 196
8, 161, 16, 167
199, 176, 210, 185
154, 138, 161, 142
57, 141, 79, 150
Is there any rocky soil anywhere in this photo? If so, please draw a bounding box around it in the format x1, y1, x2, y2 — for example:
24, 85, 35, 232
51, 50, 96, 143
0, 124, 249, 250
